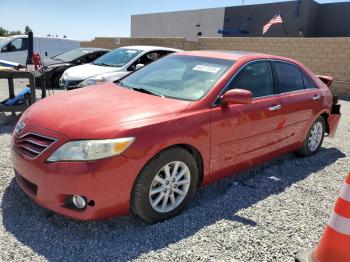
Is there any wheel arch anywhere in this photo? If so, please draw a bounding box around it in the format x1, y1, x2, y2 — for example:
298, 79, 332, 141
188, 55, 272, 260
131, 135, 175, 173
152, 144, 204, 188
133, 143, 205, 190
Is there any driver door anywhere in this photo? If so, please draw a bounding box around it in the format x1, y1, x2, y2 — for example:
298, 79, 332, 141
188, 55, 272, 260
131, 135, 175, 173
210, 60, 283, 174
3, 38, 28, 64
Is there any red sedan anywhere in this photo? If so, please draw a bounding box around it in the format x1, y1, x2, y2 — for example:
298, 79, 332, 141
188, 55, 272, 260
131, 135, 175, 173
11, 51, 341, 222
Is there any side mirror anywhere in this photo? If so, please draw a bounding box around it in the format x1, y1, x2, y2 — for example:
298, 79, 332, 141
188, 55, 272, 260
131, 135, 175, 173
221, 89, 253, 105
135, 63, 145, 70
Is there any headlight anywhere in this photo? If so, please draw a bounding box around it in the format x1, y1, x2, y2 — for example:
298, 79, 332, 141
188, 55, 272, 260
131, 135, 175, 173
77, 75, 105, 87
47, 137, 135, 162
61, 72, 68, 80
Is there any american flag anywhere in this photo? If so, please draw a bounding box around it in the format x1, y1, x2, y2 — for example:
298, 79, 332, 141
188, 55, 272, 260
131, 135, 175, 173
263, 14, 283, 35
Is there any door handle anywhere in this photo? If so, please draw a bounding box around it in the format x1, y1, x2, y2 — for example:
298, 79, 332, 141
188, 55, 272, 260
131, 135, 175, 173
268, 104, 282, 111
312, 94, 321, 101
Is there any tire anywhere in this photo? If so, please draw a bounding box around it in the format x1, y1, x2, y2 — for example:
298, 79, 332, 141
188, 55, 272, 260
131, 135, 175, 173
131, 147, 199, 223
52, 74, 61, 89
296, 116, 326, 157
0, 112, 6, 125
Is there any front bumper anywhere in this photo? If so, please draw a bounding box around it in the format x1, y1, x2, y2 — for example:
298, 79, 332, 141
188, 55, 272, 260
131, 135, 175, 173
11, 121, 143, 220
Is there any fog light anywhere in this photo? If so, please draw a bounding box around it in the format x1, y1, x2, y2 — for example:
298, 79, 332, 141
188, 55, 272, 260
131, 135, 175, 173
72, 195, 86, 209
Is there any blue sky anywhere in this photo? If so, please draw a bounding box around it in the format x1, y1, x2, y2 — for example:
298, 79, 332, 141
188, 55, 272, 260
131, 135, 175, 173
0, 0, 347, 40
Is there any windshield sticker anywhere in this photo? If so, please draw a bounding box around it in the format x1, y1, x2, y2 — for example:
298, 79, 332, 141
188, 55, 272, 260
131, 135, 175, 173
193, 65, 221, 74
126, 50, 138, 54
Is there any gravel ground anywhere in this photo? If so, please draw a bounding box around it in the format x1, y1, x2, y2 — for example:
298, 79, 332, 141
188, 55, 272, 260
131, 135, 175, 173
0, 81, 349, 261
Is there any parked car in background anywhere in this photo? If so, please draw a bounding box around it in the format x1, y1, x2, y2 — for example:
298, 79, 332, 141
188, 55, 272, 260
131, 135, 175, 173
11, 51, 341, 223
0, 35, 80, 65
59, 45, 181, 90
35, 48, 110, 88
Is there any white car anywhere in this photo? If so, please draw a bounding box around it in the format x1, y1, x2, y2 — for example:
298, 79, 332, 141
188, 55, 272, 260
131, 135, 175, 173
59, 45, 181, 89
0, 35, 80, 65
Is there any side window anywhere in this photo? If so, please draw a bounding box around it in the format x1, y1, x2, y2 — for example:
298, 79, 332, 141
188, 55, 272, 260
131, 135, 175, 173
302, 72, 316, 89
128, 51, 167, 71
274, 62, 304, 93
2, 38, 28, 52
85, 53, 98, 63
230, 61, 274, 98
139, 51, 163, 65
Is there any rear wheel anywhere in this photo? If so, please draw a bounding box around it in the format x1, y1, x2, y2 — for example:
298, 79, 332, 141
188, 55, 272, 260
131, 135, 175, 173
52, 74, 61, 88
296, 116, 325, 157
131, 147, 198, 223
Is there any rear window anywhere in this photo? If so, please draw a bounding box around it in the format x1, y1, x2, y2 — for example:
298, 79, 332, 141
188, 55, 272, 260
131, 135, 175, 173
274, 61, 304, 93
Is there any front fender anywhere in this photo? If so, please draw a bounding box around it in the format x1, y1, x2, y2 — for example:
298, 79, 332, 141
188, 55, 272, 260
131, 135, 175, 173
115, 113, 211, 181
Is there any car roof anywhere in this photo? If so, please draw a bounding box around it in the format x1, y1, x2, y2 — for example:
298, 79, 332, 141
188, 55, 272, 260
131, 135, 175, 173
176, 50, 279, 61
118, 45, 182, 52
79, 47, 110, 52
6, 35, 78, 41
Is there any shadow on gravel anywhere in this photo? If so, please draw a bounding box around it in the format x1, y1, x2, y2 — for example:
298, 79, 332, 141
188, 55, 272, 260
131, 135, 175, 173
1, 147, 345, 261
0, 118, 17, 135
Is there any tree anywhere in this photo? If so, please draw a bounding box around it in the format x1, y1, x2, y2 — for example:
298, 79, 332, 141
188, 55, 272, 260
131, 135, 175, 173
0, 27, 8, 37
0, 26, 23, 36
24, 25, 32, 34
9, 30, 22, 36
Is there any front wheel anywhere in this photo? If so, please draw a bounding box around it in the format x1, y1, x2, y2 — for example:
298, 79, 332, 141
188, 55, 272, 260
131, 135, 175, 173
296, 116, 325, 157
131, 147, 198, 223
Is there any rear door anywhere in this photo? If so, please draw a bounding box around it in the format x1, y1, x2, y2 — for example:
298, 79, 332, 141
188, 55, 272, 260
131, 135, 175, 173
272, 61, 322, 147
210, 60, 284, 174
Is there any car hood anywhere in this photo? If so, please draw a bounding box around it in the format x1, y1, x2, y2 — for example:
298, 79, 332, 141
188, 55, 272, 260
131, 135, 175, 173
63, 63, 120, 80
24, 84, 191, 139
98, 71, 131, 82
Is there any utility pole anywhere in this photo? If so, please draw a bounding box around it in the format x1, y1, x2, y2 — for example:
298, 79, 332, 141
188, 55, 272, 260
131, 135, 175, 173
242, 0, 245, 6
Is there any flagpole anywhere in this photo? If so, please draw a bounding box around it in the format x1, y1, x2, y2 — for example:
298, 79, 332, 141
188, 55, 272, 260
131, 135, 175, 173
279, 11, 288, 36
282, 22, 288, 35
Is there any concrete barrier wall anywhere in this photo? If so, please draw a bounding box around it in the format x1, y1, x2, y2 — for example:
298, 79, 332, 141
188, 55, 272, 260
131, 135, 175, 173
81, 37, 350, 97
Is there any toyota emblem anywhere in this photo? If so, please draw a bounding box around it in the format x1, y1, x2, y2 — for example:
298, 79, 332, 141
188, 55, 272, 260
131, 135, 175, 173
15, 121, 25, 135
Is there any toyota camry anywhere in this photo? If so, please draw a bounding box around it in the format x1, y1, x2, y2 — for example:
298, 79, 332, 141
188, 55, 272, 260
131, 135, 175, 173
12, 51, 341, 223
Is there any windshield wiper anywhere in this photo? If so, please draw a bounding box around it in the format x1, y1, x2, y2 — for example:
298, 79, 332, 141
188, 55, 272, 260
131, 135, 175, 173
53, 58, 64, 62
93, 62, 115, 67
132, 87, 163, 97
116, 81, 162, 97
117, 80, 129, 88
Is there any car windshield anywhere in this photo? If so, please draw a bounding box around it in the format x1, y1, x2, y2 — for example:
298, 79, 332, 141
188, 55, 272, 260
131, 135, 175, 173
92, 48, 142, 67
119, 55, 235, 101
52, 49, 91, 62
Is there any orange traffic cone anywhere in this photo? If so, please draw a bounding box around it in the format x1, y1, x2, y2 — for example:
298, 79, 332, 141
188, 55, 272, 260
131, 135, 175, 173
296, 172, 350, 262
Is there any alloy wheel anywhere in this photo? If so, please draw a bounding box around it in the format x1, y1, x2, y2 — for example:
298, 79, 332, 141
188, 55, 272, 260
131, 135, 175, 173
308, 121, 323, 152
149, 161, 191, 213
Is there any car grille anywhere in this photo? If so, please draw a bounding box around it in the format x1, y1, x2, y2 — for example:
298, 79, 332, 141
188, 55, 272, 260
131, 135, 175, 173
14, 133, 56, 159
